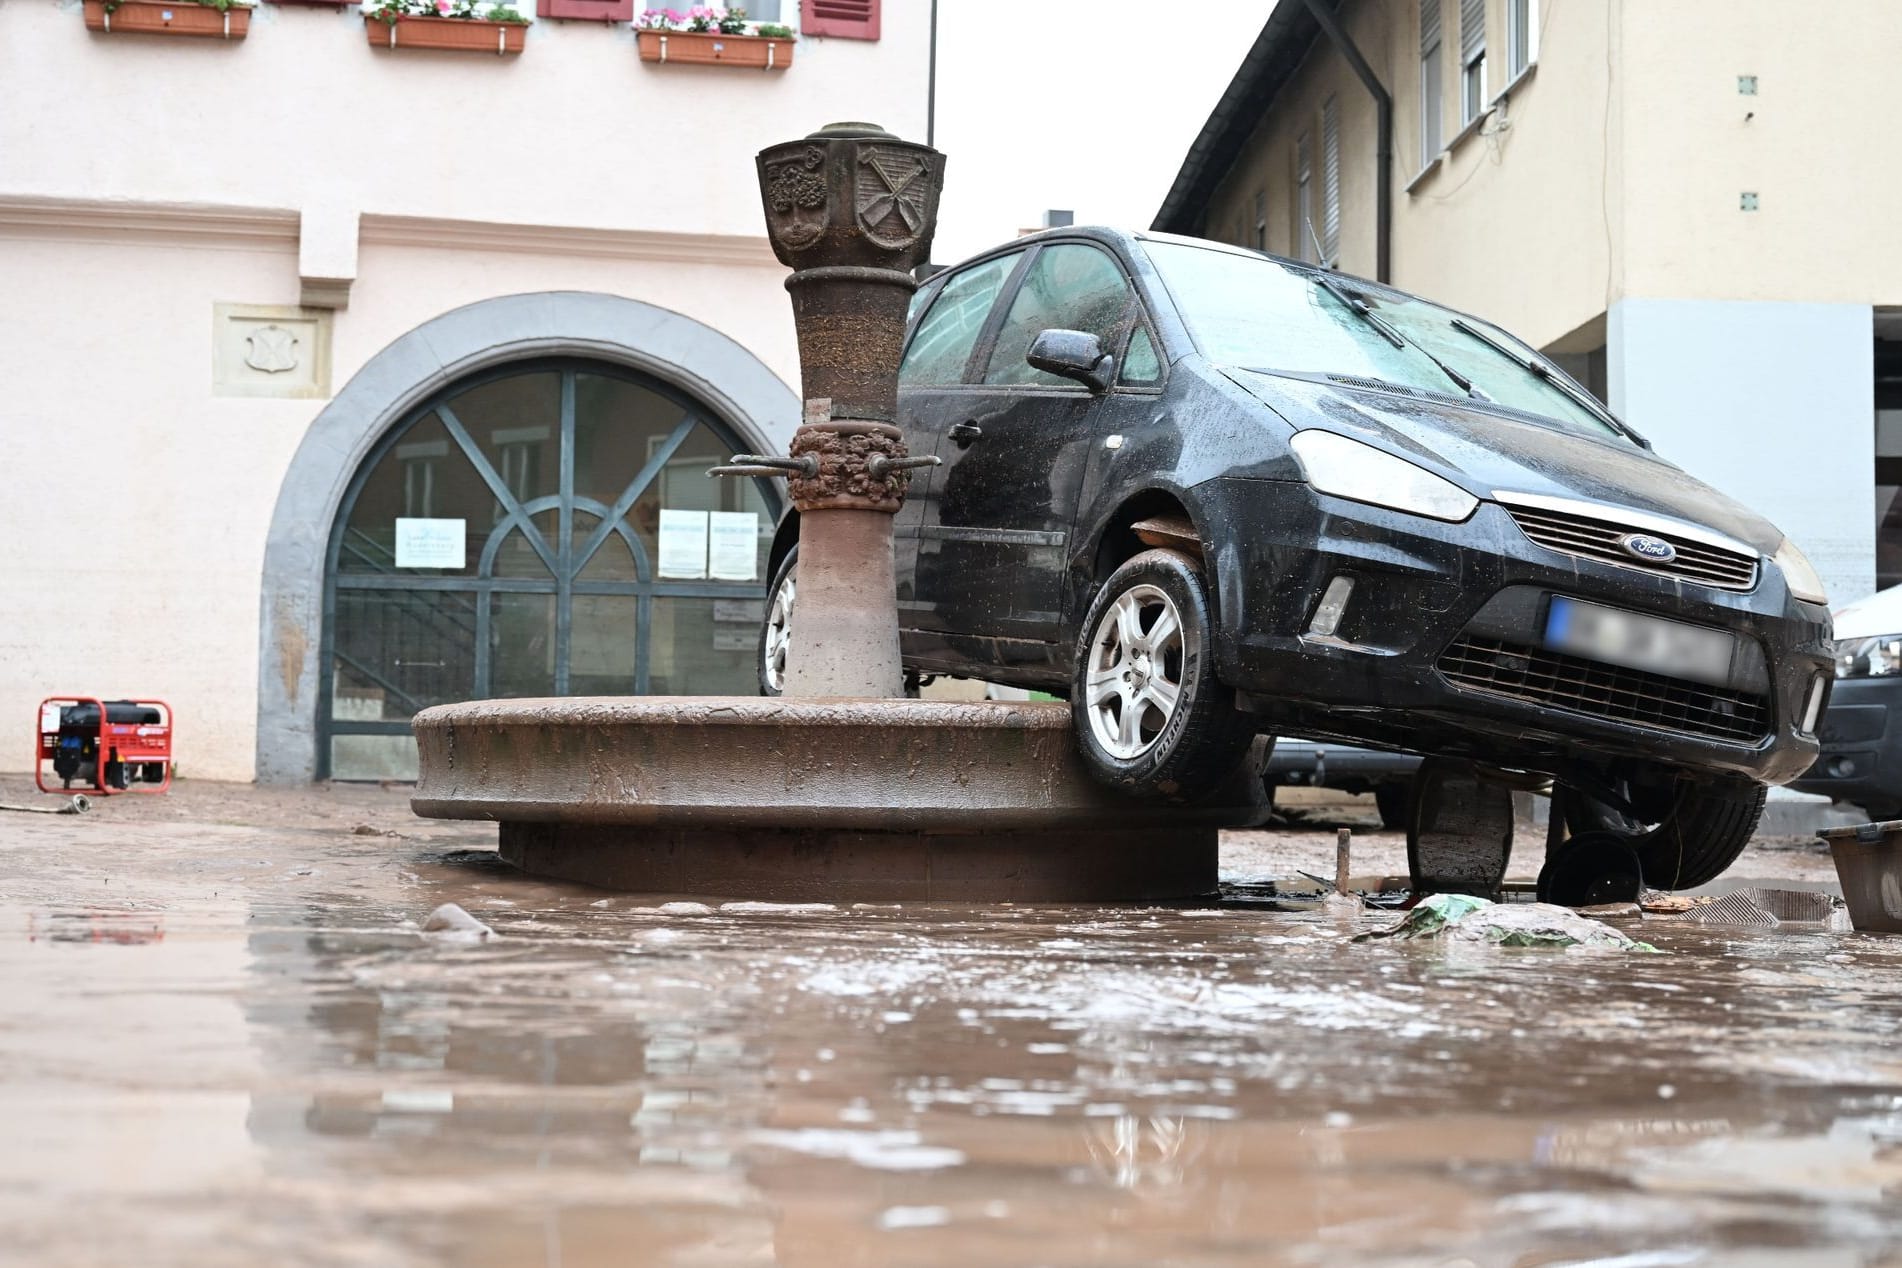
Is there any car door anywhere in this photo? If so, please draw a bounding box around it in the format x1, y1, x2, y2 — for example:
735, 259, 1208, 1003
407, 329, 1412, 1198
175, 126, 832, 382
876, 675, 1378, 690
914, 241, 1140, 664
893, 249, 1025, 637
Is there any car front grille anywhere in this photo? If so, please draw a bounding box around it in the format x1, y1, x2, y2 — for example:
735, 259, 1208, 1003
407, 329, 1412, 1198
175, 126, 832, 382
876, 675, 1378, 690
1504, 503, 1759, 591
1438, 635, 1771, 744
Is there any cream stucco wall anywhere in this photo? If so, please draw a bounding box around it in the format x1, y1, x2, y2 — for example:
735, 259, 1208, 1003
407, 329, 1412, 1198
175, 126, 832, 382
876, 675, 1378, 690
0, 0, 929, 782
1617, 0, 1902, 308
1201, 0, 1902, 338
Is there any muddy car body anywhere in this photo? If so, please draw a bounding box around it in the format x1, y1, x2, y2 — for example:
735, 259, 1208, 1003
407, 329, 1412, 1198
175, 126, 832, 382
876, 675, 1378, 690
761, 228, 1835, 887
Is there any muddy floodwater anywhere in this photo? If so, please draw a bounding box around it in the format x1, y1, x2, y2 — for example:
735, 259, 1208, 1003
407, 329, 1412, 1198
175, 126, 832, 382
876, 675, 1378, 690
2, 780, 1900, 1267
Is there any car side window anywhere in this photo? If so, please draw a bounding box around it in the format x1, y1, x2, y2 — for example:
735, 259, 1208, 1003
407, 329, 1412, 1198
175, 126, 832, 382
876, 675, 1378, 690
982, 243, 1132, 388
1119, 327, 1162, 386
899, 255, 1017, 386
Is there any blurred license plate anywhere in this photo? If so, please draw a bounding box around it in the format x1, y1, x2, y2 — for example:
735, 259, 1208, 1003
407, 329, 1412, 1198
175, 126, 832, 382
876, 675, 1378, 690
1544, 597, 1734, 686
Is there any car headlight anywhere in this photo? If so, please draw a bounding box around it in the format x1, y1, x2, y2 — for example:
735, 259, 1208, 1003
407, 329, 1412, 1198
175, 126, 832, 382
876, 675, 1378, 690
1774, 538, 1828, 605
1837, 634, 1902, 678
1289, 430, 1478, 523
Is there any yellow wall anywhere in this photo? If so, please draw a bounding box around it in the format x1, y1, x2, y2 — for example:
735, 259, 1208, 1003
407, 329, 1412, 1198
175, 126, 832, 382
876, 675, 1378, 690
1619, 1, 1902, 306
1202, 0, 1902, 347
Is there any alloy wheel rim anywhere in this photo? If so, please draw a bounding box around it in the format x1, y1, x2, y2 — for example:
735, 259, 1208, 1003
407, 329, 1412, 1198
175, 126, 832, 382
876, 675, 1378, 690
1084, 583, 1185, 760
763, 569, 795, 692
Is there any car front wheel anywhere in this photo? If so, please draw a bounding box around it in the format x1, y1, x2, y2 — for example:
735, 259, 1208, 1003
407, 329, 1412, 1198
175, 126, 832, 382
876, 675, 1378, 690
1071, 549, 1253, 801
1563, 771, 1767, 891
757, 546, 796, 697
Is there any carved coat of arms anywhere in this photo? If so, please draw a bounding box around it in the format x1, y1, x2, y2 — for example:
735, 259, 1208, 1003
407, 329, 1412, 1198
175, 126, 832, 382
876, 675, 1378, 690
245, 324, 300, 374
763, 145, 828, 251
855, 146, 930, 250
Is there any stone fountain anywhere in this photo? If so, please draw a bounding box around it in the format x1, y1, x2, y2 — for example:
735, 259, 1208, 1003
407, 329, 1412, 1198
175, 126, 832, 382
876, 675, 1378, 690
409, 123, 1263, 902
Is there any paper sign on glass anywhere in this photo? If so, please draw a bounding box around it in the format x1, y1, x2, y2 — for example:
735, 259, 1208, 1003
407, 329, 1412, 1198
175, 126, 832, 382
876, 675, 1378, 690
394, 518, 466, 569
707, 511, 760, 582
658, 509, 710, 579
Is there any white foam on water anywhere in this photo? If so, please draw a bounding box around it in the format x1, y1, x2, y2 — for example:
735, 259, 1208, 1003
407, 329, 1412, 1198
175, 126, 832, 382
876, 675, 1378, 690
750, 1128, 965, 1172
876, 1205, 950, 1230
721, 901, 837, 915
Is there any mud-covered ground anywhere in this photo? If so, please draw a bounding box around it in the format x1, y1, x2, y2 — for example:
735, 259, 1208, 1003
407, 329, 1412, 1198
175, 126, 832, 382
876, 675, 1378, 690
1, 776, 1896, 1267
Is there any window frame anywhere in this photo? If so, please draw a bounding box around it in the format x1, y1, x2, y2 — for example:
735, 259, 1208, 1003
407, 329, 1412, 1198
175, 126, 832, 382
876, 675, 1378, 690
1419, 0, 1444, 165
896, 250, 1027, 389
973, 240, 1150, 392
1505, 0, 1537, 83
1460, 0, 1487, 126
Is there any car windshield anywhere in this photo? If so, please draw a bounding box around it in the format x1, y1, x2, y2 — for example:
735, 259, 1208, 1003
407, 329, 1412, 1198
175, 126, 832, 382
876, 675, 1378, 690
1144, 240, 1621, 441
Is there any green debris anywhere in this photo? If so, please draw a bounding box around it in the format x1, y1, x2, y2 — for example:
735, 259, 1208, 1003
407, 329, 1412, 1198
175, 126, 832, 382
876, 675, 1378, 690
1356, 893, 1660, 952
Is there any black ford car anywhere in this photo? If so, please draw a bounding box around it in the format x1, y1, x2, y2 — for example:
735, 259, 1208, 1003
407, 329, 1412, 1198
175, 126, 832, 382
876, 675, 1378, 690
758, 229, 1835, 888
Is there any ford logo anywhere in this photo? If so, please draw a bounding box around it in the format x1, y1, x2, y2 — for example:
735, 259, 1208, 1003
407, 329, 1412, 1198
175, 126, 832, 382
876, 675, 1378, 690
1620, 532, 1677, 564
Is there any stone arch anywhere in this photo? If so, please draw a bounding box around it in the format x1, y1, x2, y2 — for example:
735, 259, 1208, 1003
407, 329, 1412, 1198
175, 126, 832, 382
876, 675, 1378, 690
256, 291, 798, 782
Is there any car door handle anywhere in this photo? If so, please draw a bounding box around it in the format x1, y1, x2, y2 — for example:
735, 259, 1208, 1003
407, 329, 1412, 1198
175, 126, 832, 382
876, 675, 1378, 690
948, 420, 983, 447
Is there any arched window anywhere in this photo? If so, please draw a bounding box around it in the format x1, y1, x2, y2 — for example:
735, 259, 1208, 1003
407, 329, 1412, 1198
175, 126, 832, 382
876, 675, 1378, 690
321, 359, 781, 779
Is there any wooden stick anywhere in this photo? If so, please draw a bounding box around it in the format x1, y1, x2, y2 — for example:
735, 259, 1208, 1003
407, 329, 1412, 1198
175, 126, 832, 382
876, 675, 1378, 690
1335, 827, 1351, 896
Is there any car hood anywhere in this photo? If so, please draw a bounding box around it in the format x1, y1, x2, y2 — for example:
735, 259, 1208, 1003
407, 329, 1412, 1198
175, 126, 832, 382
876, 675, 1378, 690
1228, 370, 1784, 553
1831, 584, 1902, 637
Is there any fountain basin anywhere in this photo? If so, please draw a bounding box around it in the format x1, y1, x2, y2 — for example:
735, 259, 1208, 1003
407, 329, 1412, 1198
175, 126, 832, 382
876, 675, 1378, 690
411, 697, 1265, 901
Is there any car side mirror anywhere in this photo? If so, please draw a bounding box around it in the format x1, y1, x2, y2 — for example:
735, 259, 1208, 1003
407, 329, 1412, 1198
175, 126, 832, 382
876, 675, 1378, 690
1027, 328, 1113, 394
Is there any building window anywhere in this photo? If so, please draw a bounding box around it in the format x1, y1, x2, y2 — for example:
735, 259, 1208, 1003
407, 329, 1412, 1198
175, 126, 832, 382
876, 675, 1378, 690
1253, 190, 1267, 251
1420, 0, 1444, 162
1460, 0, 1487, 124
1507, 0, 1537, 80
1294, 131, 1314, 262
1321, 97, 1341, 264
324, 361, 782, 780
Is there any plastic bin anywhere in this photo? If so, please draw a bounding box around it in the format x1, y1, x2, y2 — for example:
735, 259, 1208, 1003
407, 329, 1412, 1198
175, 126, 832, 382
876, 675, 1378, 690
1815, 821, 1902, 934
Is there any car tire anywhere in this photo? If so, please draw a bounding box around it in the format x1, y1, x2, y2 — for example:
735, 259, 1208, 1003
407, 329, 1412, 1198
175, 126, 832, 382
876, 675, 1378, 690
1406, 757, 1514, 897
1564, 775, 1767, 891
1373, 781, 1410, 831
757, 545, 797, 698
1070, 549, 1253, 802
1536, 831, 1645, 907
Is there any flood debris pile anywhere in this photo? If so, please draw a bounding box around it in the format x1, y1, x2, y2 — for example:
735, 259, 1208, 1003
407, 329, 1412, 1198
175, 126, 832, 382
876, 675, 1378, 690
1356, 893, 1661, 952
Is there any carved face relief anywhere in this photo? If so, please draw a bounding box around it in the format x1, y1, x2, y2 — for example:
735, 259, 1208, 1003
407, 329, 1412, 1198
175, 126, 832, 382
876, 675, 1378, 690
764, 145, 828, 251
245, 324, 299, 374
855, 146, 930, 250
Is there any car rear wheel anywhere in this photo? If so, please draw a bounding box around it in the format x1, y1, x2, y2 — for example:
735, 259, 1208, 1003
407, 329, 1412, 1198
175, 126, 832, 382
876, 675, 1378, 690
1071, 549, 1253, 801
1563, 772, 1767, 891
757, 546, 797, 697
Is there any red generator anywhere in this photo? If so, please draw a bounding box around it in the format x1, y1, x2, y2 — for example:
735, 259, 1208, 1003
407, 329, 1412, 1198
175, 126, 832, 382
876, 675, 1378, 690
36, 697, 173, 794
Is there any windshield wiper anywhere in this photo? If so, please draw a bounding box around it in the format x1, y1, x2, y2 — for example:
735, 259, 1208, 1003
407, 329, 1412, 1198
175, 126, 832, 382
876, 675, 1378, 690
1312, 272, 1404, 348
1311, 272, 1484, 399
1449, 317, 1643, 443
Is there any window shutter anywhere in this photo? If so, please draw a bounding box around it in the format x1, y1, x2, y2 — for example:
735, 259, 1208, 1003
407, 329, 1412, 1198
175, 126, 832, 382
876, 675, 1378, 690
801, 0, 879, 39
1420, 0, 1439, 54
537, 0, 633, 19
1321, 98, 1341, 263
1459, 0, 1484, 60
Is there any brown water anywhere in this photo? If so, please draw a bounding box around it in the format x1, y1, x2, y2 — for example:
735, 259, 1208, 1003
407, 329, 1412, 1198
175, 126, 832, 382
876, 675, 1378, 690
2, 793, 1900, 1266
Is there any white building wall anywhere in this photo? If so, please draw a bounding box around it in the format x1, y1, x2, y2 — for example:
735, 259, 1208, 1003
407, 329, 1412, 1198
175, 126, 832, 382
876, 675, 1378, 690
0, 0, 929, 783
1609, 298, 1874, 605
0, 2, 927, 241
